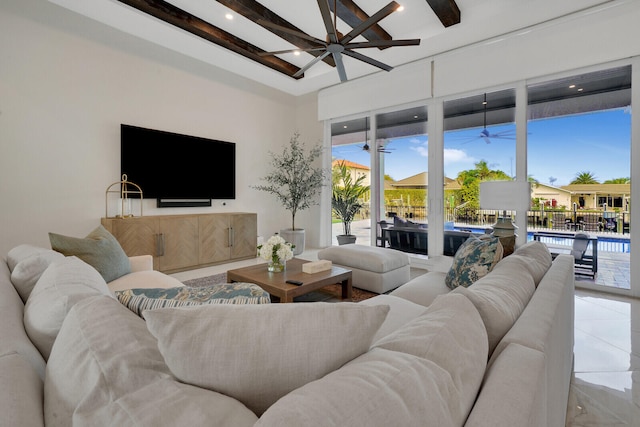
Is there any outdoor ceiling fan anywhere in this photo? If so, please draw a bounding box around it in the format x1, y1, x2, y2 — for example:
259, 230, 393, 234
258, 0, 421, 82
469, 93, 516, 144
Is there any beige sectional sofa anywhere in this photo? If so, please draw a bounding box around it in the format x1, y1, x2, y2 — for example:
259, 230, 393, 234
1, 240, 574, 426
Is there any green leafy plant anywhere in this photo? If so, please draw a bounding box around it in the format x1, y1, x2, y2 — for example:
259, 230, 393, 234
332, 161, 369, 236
252, 133, 326, 230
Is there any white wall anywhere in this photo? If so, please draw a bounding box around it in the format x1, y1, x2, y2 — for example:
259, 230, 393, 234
0, 0, 322, 256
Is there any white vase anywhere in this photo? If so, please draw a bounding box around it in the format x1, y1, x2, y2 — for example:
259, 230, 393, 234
280, 228, 305, 255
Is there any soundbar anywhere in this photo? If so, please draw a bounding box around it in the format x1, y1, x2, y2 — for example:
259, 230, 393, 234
157, 199, 212, 208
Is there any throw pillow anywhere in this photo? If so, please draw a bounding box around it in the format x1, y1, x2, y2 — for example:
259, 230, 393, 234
143, 302, 390, 416
49, 225, 131, 283
24, 256, 115, 360
116, 283, 271, 316
45, 295, 258, 427
11, 250, 64, 302
445, 235, 502, 290
6, 244, 53, 272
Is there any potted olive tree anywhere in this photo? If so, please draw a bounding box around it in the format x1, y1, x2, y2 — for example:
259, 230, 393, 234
252, 133, 326, 255
332, 161, 369, 245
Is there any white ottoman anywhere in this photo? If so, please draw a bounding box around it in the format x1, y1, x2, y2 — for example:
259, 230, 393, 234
317, 245, 410, 294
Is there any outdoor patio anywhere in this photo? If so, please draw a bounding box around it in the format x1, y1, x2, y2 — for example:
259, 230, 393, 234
333, 219, 631, 290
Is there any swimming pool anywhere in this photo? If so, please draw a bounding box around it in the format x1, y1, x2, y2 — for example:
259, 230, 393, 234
454, 226, 630, 253
525, 232, 630, 253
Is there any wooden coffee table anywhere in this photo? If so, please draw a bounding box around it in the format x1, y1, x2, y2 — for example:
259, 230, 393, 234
226, 258, 352, 303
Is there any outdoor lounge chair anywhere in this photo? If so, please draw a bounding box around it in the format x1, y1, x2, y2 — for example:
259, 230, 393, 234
572, 232, 598, 277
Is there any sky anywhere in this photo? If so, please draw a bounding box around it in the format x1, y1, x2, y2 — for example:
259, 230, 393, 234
331, 108, 631, 187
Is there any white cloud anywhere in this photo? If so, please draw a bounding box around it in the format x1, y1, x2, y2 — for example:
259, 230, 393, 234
444, 148, 475, 165
411, 145, 428, 157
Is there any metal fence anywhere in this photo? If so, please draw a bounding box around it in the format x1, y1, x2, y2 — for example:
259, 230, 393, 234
384, 205, 630, 235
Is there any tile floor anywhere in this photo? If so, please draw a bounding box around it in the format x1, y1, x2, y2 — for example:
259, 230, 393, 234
567, 289, 640, 426
172, 251, 640, 426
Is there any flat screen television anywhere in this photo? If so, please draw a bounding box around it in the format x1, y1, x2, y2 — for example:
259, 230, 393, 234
121, 124, 236, 207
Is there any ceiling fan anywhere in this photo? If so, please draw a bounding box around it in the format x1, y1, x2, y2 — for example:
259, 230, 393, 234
468, 93, 516, 144
258, 0, 421, 82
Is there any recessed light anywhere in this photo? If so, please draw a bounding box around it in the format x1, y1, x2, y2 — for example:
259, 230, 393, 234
578, 88, 584, 92
397, 5, 405, 12
225, 13, 233, 20
293, 50, 301, 56
569, 84, 576, 89
414, 115, 419, 119
343, 125, 348, 129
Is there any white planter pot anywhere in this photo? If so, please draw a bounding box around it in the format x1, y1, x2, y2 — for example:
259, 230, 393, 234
280, 228, 305, 255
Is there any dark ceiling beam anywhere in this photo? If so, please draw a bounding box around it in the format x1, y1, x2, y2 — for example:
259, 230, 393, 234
216, 0, 335, 67
116, 0, 303, 78
329, 0, 393, 50
425, 0, 461, 27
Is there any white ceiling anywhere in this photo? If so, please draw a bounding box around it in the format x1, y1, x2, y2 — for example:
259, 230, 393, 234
48, 0, 616, 96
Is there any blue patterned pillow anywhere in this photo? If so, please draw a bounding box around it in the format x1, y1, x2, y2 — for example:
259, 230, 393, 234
445, 235, 503, 290
116, 283, 271, 316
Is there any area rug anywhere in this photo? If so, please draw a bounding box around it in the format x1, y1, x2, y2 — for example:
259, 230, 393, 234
182, 273, 377, 303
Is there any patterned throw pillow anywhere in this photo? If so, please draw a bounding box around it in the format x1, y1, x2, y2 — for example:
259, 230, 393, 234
445, 235, 503, 290
116, 283, 271, 316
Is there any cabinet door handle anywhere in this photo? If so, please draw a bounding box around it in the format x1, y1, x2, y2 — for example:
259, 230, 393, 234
156, 233, 165, 257
229, 227, 234, 247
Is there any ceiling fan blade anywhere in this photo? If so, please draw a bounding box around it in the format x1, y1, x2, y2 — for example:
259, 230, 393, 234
332, 52, 348, 82
259, 47, 327, 57
341, 1, 399, 44
257, 19, 326, 45
342, 49, 393, 72
346, 39, 421, 49
293, 50, 331, 77
317, 0, 338, 43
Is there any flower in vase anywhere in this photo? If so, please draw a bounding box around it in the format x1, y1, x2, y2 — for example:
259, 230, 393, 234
257, 235, 294, 264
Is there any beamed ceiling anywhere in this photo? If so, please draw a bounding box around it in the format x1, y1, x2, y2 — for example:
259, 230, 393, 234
49, 0, 617, 95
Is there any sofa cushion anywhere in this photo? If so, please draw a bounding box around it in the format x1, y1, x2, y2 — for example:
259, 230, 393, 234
374, 293, 488, 422
45, 295, 257, 427
0, 352, 44, 427
465, 343, 546, 427
388, 271, 450, 308
49, 225, 131, 283
257, 293, 488, 427
445, 235, 502, 290
11, 250, 64, 302
24, 256, 115, 360
144, 302, 389, 416
451, 256, 536, 354
6, 244, 52, 273
116, 283, 271, 316
512, 241, 553, 285
358, 294, 428, 342
107, 269, 183, 292
257, 349, 457, 427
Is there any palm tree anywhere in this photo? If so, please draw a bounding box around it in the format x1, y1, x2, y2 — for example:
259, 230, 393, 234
603, 177, 630, 184
331, 162, 369, 241
570, 171, 599, 184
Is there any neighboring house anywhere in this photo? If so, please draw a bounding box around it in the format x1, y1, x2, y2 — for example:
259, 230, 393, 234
561, 184, 631, 210
531, 183, 573, 209
388, 172, 457, 191
332, 159, 371, 187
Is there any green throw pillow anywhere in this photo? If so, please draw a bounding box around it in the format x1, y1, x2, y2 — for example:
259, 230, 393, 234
49, 225, 131, 283
445, 235, 502, 290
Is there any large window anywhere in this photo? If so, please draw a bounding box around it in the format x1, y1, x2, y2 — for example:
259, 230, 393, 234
527, 66, 631, 291
443, 89, 516, 252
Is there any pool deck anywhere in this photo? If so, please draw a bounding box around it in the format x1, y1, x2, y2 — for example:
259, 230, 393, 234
333, 219, 631, 290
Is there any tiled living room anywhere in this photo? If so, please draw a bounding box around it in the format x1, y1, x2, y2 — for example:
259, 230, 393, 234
2, 0, 640, 426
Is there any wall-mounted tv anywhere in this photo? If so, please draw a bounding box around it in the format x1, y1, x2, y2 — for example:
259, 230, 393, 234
121, 124, 236, 207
